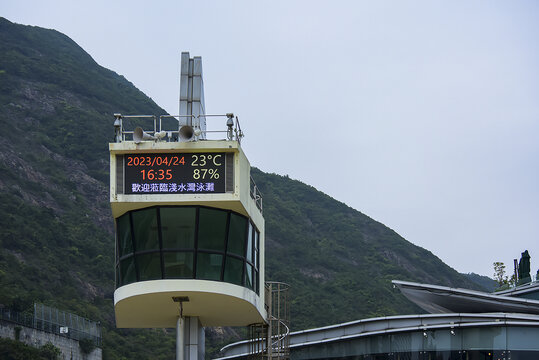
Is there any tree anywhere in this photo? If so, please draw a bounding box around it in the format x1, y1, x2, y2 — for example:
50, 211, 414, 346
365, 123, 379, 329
40, 342, 61, 360
493, 262, 507, 286
508, 273, 517, 286
79, 338, 95, 355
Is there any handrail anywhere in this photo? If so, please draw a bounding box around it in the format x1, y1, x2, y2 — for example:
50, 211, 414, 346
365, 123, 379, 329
113, 113, 244, 143
270, 318, 290, 350
250, 175, 263, 213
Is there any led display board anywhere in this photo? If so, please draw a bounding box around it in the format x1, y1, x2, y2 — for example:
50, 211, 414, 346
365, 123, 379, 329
123, 152, 227, 194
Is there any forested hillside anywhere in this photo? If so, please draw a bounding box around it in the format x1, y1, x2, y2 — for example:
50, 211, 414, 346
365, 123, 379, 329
0, 17, 484, 359
251, 169, 482, 329
0, 17, 176, 359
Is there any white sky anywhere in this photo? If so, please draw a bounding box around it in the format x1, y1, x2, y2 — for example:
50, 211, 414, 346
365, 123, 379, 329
3, 1, 539, 278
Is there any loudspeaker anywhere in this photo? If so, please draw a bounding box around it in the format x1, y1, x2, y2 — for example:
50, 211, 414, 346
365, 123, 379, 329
133, 127, 156, 144
179, 125, 194, 141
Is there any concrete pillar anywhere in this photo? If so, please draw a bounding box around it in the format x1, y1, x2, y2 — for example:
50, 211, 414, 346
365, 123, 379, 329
176, 316, 184, 360
177, 316, 205, 360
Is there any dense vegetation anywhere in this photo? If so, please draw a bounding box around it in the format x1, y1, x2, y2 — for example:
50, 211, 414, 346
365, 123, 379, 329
0, 17, 177, 359
464, 272, 497, 293
251, 169, 482, 329
0, 17, 485, 359
0, 338, 61, 360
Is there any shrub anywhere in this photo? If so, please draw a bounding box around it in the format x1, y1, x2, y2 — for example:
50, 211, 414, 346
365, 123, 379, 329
79, 338, 96, 354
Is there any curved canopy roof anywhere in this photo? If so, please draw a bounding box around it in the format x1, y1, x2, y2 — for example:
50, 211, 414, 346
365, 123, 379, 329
218, 312, 539, 360
392, 280, 539, 315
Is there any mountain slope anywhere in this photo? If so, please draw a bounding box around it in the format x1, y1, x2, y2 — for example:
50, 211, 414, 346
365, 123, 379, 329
463, 272, 497, 292
0, 17, 485, 358
253, 169, 482, 329
0, 17, 176, 359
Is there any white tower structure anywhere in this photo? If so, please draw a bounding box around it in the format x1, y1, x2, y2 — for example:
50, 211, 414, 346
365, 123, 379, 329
110, 53, 265, 360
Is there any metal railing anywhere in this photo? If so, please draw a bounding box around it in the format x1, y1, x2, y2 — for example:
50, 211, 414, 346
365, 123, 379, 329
265, 282, 290, 360
113, 113, 244, 144
34, 303, 101, 346
0, 304, 101, 347
0, 308, 34, 328
250, 176, 263, 213
247, 282, 290, 360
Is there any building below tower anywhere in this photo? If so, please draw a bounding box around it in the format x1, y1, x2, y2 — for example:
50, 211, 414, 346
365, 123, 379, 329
218, 280, 539, 360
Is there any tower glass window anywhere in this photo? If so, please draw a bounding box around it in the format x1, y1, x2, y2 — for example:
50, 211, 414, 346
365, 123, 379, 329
115, 206, 260, 293
160, 207, 196, 249
119, 256, 137, 286
131, 208, 159, 251
117, 213, 133, 257
224, 256, 244, 286
198, 208, 228, 252
246, 222, 253, 263
196, 253, 223, 281
227, 213, 247, 257
164, 252, 194, 279
136, 253, 162, 281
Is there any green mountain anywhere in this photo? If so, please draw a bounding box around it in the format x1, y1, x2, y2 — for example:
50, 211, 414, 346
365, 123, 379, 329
250, 169, 483, 329
0, 17, 483, 359
463, 272, 497, 293
0, 17, 176, 359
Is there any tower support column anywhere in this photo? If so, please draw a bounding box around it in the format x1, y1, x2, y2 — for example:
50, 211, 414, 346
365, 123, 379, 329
177, 316, 205, 360
176, 316, 184, 360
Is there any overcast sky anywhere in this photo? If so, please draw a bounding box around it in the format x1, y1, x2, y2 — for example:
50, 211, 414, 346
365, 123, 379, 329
4, 1, 539, 279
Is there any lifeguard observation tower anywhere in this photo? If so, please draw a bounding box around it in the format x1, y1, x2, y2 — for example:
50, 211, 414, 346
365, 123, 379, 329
109, 53, 269, 360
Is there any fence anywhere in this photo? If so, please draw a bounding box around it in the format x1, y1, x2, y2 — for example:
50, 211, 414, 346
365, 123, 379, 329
0, 304, 101, 347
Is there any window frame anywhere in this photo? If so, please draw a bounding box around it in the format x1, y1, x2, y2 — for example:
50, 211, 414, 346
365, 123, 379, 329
115, 205, 260, 294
